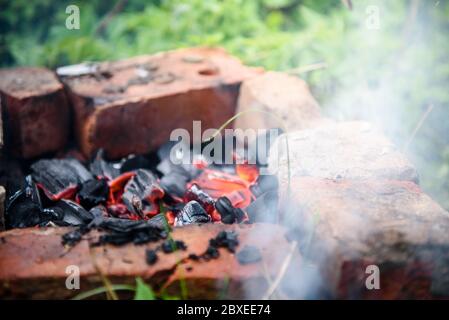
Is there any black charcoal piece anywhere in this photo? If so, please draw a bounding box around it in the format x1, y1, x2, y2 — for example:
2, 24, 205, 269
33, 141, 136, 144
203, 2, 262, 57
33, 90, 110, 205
89, 149, 120, 180
161, 239, 187, 253
31, 158, 93, 199
160, 172, 188, 198
54, 199, 94, 226
6, 175, 43, 228
215, 196, 245, 224
91, 215, 167, 233
145, 249, 158, 265
62, 229, 83, 246
188, 253, 200, 261
236, 246, 262, 265
204, 246, 220, 259
246, 190, 278, 223
175, 201, 210, 226
185, 184, 215, 214
120, 154, 156, 173
122, 169, 164, 216
78, 179, 109, 209
215, 197, 236, 224
209, 230, 239, 253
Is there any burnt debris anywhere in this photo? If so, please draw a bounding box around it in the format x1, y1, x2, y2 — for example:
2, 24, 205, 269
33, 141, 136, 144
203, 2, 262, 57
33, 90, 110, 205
5, 138, 279, 269
215, 197, 245, 224
236, 245, 262, 265
31, 158, 93, 200
175, 200, 211, 226
122, 169, 164, 217
145, 249, 158, 265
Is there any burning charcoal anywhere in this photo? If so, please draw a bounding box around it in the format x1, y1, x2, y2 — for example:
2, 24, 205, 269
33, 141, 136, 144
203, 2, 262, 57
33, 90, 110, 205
31, 158, 93, 200
107, 204, 129, 218
90, 205, 108, 218
246, 190, 278, 223
6, 175, 43, 228
89, 149, 120, 180
160, 172, 188, 198
215, 197, 246, 224
250, 175, 279, 198
78, 179, 109, 209
122, 169, 164, 217
209, 230, 239, 253
235, 162, 259, 184
174, 201, 211, 226
145, 249, 158, 265
161, 239, 187, 253
215, 197, 236, 224
185, 184, 215, 215
53, 199, 93, 226
236, 246, 262, 265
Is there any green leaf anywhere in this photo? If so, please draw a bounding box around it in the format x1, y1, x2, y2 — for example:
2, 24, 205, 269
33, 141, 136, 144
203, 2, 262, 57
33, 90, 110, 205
134, 278, 156, 300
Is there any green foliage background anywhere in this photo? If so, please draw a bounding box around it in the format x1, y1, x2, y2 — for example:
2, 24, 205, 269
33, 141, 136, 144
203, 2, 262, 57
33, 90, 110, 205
1, 0, 448, 208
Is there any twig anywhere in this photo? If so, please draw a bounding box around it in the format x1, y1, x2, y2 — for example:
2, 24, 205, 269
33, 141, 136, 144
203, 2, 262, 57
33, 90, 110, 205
287, 62, 328, 75
88, 244, 119, 300
341, 0, 353, 11
262, 241, 297, 300
403, 104, 434, 152
95, 0, 128, 36
261, 260, 288, 300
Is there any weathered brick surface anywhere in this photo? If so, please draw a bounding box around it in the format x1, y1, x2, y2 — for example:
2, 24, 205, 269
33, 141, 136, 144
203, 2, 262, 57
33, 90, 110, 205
269, 121, 419, 184
0, 67, 70, 158
62, 47, 262, 159
279, 177, 449, 299
0, 223, 300, 299
234, 71, 328, 132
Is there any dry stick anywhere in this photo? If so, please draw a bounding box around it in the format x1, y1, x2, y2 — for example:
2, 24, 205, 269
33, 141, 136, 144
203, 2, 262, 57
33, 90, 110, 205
287, 62, 328, 75
341, 0, 353, 10
88, 244, 119, 300
403, 104, 434, 152
95, 0, 128, 36
262, 241, 297, 300
261, 260, 288, 300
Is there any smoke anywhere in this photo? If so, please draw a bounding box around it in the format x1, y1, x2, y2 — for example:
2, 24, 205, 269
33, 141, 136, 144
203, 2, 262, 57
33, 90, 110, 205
320, 0, 449, 208
241, 0, 449, 299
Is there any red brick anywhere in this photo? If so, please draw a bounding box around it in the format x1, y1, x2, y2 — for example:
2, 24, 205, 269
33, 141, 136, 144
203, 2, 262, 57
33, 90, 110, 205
62, 48, 262, 159
0, 67, 70, 158
281, 177, 449, 299
269, 121, 419, 184
0, 223, 301, 299
234, 71, 328, 132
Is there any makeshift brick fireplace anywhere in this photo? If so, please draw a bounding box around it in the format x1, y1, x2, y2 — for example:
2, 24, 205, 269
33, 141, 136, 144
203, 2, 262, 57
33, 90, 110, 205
1, 49, 449, 299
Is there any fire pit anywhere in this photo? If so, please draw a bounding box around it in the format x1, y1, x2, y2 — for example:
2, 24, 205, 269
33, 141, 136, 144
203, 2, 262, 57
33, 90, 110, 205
1, 48, 449, 300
